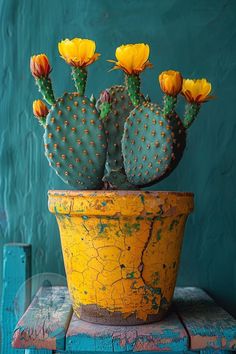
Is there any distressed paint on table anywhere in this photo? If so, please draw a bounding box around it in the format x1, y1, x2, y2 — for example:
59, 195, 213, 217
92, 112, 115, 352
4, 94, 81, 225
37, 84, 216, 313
0, 0, 236, 327
66, 311, 188, 352
53, 352, 232, 354
0, 243, 31, 354
13, 286, 73, 351
200, 350, 234, 353
54, 352, 196, 354
25, 350, 53, 354
174, 287, 236, 351
53, 351, 232, 354
12, 286, 236, 352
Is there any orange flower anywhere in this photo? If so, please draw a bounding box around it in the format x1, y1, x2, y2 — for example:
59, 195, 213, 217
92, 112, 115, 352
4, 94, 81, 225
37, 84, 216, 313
159, 70, 183, 96
33, 100, 49, 118
58, 38, 100, 67
30, 54, 51, 78
108, 43, 152, 75
182, 79, 214, 103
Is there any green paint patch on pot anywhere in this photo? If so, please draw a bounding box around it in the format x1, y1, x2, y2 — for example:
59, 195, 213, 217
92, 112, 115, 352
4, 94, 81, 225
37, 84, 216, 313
169, 219, 179, 231
124, 222, 140, 235
136, 216, 144, 221
147, 286, 161, 295
152, 297, 159, 310
152, 271, 160, 286
156, 216, 164, 224
101, 201, 107, 206
160, 296, 169, 308
98, 223, 108, 233
126, 271, 136, 279
82, 215, 89, 220
140, 195, 145, 204
131, 280, 137, 289
156, 229, 162, 241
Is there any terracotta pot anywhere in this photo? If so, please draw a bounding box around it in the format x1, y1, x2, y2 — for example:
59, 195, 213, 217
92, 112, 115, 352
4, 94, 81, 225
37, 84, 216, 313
48, 190, 194, 325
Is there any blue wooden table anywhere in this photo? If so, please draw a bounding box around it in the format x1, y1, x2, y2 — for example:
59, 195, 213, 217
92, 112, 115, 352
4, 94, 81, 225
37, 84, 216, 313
11, 286, 236, 354
1, 244, 236, 354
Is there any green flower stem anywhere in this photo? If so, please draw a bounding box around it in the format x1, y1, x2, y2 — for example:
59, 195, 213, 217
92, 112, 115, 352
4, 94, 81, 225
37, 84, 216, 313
72, 67, 87, 96
36, 77, 55, 105
162, 94, 177, 116
183, 102, 201, 129
125, 74, 141, 106
38, 117, 46, 128
100, 102, 112, 120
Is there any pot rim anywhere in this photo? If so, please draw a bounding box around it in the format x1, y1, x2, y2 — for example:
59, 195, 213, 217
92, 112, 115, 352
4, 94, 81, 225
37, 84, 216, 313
48, 190, 194, 197
48, 190, 194, 216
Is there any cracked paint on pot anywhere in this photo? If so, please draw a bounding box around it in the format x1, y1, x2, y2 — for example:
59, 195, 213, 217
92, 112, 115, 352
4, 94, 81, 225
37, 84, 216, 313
48, 190, 194, 325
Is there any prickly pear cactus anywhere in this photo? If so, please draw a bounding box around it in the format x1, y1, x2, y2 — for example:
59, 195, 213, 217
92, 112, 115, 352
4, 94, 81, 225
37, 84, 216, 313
44, 93, 107, 189
31, 39, 213, 190
122, 101, 186, 186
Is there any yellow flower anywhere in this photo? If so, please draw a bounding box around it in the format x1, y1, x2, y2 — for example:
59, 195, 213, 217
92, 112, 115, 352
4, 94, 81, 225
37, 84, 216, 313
30, 54, 51, 78
159, 70, 183, 96
58, 38, 100, 67
182, 79, 213, 103
33, 100, 49, 118
108, 43, 152, 75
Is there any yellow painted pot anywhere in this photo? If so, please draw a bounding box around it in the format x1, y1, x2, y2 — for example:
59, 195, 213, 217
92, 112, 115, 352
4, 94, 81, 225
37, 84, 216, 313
48, 190, 194, 325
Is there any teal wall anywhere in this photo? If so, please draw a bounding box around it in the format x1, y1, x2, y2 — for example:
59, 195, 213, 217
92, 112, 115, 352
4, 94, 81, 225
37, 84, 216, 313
0, 0, 236, 316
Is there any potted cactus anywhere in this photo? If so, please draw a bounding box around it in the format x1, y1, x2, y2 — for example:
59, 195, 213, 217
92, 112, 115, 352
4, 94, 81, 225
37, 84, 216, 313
30, 38, 213, 325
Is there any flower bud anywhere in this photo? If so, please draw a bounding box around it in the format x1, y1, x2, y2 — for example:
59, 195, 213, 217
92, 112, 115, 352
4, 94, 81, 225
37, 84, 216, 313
100, 90, 111, 103
30, 54, 51, 78
33, 100, 49, 118
159, 70, 183, 96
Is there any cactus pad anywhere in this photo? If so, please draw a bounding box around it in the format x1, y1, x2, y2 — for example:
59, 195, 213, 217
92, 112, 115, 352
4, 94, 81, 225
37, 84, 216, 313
122, 101, 186, 186
97, 85, 134, 174
44, 92, 107, 189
